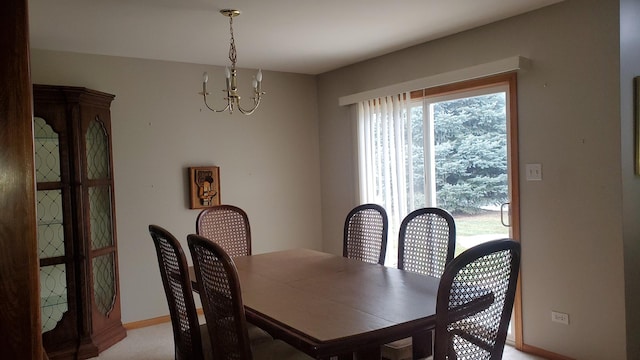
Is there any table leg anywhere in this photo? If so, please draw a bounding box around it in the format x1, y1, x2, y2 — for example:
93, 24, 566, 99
355, 346, 380, 359
412, 330, 433, 359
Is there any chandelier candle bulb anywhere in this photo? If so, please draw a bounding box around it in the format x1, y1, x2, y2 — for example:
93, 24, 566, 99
256, 69, 262, 92
201, 72, 209, 95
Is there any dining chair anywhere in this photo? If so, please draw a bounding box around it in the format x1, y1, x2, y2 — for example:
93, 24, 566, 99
187, 234, 313, 360
196, 205, 252, 257
343, 203, 388, 265
382, 207, 456, 360
432, 238, 521, 360
398, 207, 456, 277
149, 225, 272, 360
148, 224, 210, 360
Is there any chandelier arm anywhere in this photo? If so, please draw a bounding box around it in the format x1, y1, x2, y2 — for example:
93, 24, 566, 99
237, 97, 262, 115
203, 93, 231, 113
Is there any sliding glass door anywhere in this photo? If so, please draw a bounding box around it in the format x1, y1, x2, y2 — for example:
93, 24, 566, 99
409, 80, 518, 342
358, 73, 521, 345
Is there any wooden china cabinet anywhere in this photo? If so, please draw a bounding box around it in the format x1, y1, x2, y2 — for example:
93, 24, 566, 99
33, 84, 126, 360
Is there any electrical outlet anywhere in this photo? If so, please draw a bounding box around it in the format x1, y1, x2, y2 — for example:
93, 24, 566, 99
551, 311, 569, 325
526, 163, 542, 181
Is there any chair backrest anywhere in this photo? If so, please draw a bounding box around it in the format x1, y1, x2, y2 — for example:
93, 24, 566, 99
433, 239, 521, 360
196, 205, 252, 257
188, 234, 253, 360
397, 207, 456, 277
148, 225, 204, 360
343, 203, 389, 265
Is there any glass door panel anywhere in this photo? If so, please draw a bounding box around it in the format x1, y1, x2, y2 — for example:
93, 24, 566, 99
40, 264, 69, 332
408, 86, 511, 254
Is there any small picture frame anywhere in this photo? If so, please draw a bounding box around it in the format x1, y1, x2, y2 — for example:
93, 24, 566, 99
189, 166, 221, 209
635, 77, 640, 175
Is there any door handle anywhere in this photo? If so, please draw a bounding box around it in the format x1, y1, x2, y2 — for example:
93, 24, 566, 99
501, 202, 511, 227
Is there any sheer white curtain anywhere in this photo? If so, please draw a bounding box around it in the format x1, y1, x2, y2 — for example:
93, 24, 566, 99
356, 94, 411, 265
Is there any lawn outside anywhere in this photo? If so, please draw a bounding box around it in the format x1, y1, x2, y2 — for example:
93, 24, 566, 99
455, 210, 509, 255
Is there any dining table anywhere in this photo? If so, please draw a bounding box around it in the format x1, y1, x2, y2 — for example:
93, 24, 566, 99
189, 248, 446, 359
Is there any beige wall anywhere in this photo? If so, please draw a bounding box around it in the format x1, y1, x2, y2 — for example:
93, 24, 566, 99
29, 0, 639, 358
30, 50, 323, 322
317, 0, 627, 359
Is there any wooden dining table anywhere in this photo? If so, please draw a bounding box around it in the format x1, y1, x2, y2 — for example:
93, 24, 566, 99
190, 248, 443, 359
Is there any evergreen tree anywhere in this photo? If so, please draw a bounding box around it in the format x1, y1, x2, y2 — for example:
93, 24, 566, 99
409, 93, 508, 214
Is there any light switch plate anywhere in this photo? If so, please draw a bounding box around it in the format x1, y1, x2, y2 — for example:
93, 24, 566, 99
551, 311, 569, 325
526, 163, 542, 181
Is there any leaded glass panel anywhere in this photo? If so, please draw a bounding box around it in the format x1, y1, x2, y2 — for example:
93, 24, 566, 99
37, 190, 65, 258
86, 117, 110, 180
89, 186, 113, 249
34, 117, 61, 182
40, 264, 68, 333
93, 254, 115, 316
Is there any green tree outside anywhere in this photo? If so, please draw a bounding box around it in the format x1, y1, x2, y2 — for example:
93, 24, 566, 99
408, 93, 507, 215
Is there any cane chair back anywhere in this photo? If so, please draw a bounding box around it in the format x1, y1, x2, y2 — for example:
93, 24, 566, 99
343, 203, 388, 265
188, 234, 251, 360
196, 205, 251, 258
148, 225, 205, 360
398, 207, 456, 278
433, 239, 521, 360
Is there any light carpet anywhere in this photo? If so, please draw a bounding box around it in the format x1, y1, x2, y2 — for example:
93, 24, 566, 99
90, 319, 547, 360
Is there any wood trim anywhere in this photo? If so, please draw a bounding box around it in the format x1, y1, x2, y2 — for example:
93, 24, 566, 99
124, 315, 172, 330
0, 0, 42, 359
339, 56, 529, 106
409, 72, 517, 100
124, 308, 204, 330
521, 344, 575, 360
505, 73, 525, 350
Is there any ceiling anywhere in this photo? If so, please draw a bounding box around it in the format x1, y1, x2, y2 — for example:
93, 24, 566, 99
28, 0, 563, 75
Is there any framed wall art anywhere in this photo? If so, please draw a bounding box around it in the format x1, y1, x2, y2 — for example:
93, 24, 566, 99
189, 166, 221, 209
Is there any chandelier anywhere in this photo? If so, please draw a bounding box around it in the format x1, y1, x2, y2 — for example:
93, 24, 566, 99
200, 9, 264, 115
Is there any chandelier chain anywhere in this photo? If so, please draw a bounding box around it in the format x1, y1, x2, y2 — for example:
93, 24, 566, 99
228, 15, 237, 67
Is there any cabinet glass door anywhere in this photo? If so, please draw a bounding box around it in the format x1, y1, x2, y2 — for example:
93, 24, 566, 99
85, 116, 117, 316
34, 116, 69, 333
